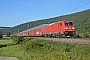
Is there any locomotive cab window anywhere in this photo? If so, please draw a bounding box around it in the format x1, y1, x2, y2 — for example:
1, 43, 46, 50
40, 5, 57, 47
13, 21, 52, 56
69, 22, 73, 25
65, 22, 73, 26
60, 23, 62, 26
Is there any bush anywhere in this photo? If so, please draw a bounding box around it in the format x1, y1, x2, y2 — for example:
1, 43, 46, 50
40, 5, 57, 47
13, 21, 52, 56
21, 38, 32, 44
11, 35, 24, 44
73, 34, 81, 38
83, 33, 89, 38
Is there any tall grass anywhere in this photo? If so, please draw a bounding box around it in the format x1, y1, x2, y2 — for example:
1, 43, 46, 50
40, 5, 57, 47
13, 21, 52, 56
0, 37, 90, 60
0, 37, 12, 45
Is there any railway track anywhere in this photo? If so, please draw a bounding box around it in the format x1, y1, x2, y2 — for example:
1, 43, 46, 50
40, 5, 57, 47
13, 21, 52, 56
33, 37, 90, 45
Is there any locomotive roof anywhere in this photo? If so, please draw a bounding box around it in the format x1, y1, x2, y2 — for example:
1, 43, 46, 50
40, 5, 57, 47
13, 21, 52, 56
48, 22, 58, 26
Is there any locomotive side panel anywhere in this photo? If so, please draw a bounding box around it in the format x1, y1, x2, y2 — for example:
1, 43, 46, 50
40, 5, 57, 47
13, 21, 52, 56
52, 23, 59, 33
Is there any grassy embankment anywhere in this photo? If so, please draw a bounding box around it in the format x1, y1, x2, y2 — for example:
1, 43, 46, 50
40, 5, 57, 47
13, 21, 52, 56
0, 37, 90, 60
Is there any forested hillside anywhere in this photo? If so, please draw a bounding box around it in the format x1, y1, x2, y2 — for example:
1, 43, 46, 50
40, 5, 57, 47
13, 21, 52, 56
2, 9, 90, 36
0, 27, 11, 29
0, 27, 11, 33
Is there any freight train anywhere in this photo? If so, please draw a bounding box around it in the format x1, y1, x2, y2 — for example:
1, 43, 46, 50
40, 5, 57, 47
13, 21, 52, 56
16, 20, 76, 38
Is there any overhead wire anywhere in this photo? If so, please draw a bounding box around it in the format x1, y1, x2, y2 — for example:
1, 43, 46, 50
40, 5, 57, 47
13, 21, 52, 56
61, 0, 90, 15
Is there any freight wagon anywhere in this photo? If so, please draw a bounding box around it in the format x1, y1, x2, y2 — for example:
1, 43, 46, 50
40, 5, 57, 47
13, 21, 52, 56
16, 20, 76, 38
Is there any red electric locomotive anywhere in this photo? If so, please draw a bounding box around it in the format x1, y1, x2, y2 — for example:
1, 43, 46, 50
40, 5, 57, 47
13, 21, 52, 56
44, 20, 75, 37
16, 20, 75, 38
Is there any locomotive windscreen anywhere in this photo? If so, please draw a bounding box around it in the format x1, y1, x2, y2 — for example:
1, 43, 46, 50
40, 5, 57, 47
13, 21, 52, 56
65, 22, 73, 26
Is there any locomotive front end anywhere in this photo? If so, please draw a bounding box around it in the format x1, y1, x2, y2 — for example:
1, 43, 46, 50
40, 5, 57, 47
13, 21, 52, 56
64, 21, 76, 36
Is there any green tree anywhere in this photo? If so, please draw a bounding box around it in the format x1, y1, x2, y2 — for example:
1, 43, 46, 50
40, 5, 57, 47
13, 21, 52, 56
6, 32, 11, 37
0, 30, 3, 39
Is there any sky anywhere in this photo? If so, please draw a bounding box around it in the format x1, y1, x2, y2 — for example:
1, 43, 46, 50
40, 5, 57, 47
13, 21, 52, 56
0, 0, 90, 27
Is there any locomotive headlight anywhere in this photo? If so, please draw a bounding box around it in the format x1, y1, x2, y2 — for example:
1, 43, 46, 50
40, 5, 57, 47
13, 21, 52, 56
65, 27, 68, 31
65, 27, 68, 29
72, 28, 75, 29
